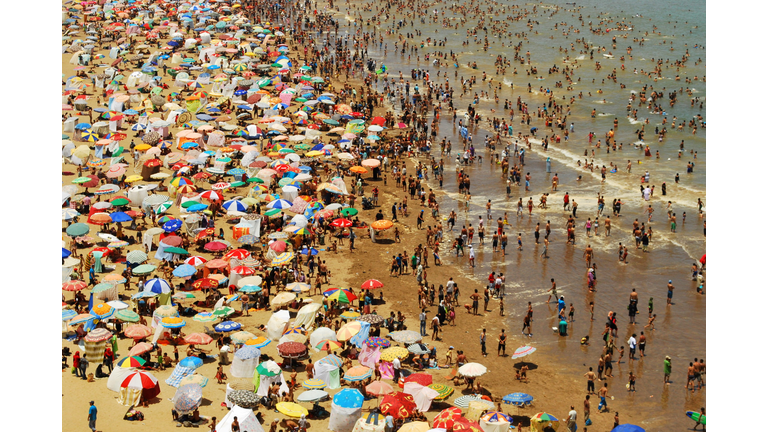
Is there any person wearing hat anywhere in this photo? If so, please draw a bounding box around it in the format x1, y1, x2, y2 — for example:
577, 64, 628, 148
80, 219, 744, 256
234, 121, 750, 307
664, 356, 672, 384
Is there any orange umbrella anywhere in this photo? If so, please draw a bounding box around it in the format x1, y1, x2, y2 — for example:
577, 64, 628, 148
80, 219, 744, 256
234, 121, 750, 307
349, 166, 368, 174
371, 220, 394, 230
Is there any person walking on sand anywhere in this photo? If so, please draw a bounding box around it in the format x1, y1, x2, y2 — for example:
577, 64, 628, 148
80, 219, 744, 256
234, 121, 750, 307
88, 401, 98, 432
480, 329, 487, 357
497, 329, 507, 356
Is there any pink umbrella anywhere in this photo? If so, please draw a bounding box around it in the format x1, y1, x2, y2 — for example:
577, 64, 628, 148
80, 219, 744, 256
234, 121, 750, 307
106, 164, 128, 178
269, 240, 287, 253
129, 342, 155, 356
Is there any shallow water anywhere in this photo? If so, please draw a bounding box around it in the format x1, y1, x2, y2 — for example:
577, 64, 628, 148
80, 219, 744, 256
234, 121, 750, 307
318, 0, 706, 428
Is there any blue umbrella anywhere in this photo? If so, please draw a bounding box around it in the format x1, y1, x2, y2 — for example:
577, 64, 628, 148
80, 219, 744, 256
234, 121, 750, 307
227, 168, 246, 176
238, 285, 262, 293
234, 346, 261, 360
333, 388, 364, 409
62, 309, 78, 321
215, 321, 242, 332
611, 426, 645, 432
179, 357, 204, 369
187, 203, 209, 212
124, 109, 139, 115
131, 291, 158, 299
94, 108, 107, 113
62, 248, 72, 259
502, 392, 534, 406
110, 211, 133, 223
196, 114, 214, 121
174, 384, 203, 414
300, 247, 318, 256
75, 123, 92, 130
223, 200, 247, 212
181, 142, 199, 149
236, 105, 252, 110
145, 278, 171, 294
173, 264, 197, 278
163, 219, 183, 232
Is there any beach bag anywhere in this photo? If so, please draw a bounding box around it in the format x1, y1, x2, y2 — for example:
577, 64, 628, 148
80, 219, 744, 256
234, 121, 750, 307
585, 419, 592, 426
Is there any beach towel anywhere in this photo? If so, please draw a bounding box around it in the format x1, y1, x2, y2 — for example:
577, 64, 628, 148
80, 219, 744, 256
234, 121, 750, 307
117, 387, 142, 407
379, 361, 394, 380
165, 365, 195, 388
349, 321, 371, 349
92, 251, 103, 273
358, 344, 380, 370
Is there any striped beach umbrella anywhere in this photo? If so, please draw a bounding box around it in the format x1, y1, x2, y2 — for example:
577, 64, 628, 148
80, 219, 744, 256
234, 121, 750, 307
511, 345, 536, 359
271, 252, 295, 266
63, 280, 88, 291
343, 366, 372, 382
115, 309, 140, 323
245, 336, 271, 349
90, 303, 115, 320
302, 378, 327, 389
428, 384, 454, 401
160, 317, 187, 329
323, 288, 357, 304
116, 356, 147, 368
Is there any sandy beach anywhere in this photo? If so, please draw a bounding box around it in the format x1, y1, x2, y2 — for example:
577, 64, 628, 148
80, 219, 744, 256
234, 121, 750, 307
61, 1, 706, 432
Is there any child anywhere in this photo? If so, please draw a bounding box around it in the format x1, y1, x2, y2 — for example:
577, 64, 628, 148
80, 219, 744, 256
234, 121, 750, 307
614, 412, 620, 429
627, 371, 636, 391
618, 346, 625, 364
589, 301, 595, 321
568, 303, 575, 322
644, 314, 656, 330
648, 297, 654, 316
499, 298, 505, 316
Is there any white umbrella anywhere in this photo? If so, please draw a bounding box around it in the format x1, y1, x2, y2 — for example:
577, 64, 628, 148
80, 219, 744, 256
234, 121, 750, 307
458, 363, 487, 377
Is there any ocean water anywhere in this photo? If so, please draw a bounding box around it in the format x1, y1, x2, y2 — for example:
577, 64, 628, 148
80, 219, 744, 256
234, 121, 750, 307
316, 0, 706, 428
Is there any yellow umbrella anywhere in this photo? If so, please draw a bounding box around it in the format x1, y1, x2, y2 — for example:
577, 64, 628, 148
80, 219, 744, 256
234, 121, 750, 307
305, 150, 324, 157
336, 321, 362, 341
276, 402, 308, 418
135, 144, 152, 151
125, 175, 143, 183
230, 331, 257, 344
72, 145, 91, 159
379, 347, 410, 362
398, 422, 431, 432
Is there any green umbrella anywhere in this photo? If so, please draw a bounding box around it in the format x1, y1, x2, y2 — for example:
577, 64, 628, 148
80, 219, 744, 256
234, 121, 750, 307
295, 98, 308, 103
264, 208, 281, 217
181, 200, 201, 209
115, 309, 140, 322
165, 247, 189, 255
216, 157, 232, 163
91, 283, 114, 294
270, 63, 282, 68
212, 306, 235, 317
66, 223, 90, 237
111, 198, 130, 206
299, 75, 311, 81
340, 208, 358, 217
311, 77, 325, 83
230, 181, 246, 188
133, 264, 157, 275
294, 144, 310, 150
247, 177, 264, 184
72, 177, 92, 184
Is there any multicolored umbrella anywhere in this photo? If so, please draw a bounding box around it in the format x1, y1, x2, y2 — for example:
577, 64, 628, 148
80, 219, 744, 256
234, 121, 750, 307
192, 312, 218, 323
452, 418, 483, 432
432, 407, 463, 429
121, 370, 161, 400
245, 336, 271, 348
315, 340, 344, 352
115, 309, 140, 323
359, 314, 385, 326
502, 392, 533, 406
124, 324, 153, 339
318, 354, 343, 368
323, 288, 358, 304
256, 360, 282, 377
160, 316, 187, 329
453, 395, 486, 408
179, 374, 209, 388
271, 251, 295, 266
116, 356, 147, 368
90, 303, 115, 320
230, 331, 257, 344
174, 384, 203, 414
339, 311, 361, 320
427, 384, 454, 401
511, 345, 537, 359
214, 321, 241, 332
481, 412, 513, 423
212, 306, 235, 317
530, 413, 559, 431
301, 378, 327, 390
85, 328, 113, 342
277, 341, 307, 359
336, 321, 362, 341
365, 337, 391, 348
343, 365, 372, 382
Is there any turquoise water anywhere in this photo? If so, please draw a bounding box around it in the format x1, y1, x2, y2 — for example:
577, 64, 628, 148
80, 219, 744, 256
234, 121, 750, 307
316, 1, 706, 428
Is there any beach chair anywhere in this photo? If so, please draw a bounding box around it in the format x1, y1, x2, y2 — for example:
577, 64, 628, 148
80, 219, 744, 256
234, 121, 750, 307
203, 325, 217, 338
445, 366, 458, 381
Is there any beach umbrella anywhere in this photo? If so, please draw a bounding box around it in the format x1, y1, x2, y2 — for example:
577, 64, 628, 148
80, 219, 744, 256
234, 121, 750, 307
458, 363, 487, 377
380, 392, 417, 419
427, 384, 454, 401
276, 402, 309, 418
62, 310, 78, 322
371, 220, 393, 230
297, 390, 328, 403
530, 413, 559, 431
302, 378, 327, 390
116, 356, 146, 369
315, 340, 344, 352
277, 341, 307, 359
364, 337, 391, 348
366, 380, 394, 396
271, 291, 296, 307
227, 390, 261, 409
340, 208, 358, 217
333, 388, 365, 409
160, 317, 186, 329
174, 384, 203, 414
323, 288, 357, 303
245, 336, 271, 349
215, 321, 241, 332
66, 223, 90, 237
408, 344, 430, 355
115, 309, 140, 323
404, 373, 433, 387
62, 208, 81, 220
452, 418, 483, 432
339, 311, 360, 320
433, 407, 463, 429
611, 426, 645, 432
256, 360, 281, 377
212, 306, 236, 318
511, 345, 537, 359
154, 305, 179, 318
389, 330, 422, 344
398, 423, 430, 432
380, 347, 411, 362
230, 331, 257, 345
68, 313, 96, 326
85, 328, 113, 343
185, 256, 208, 267
179, 374, 209, 388
126, 250, 148, 264
177, 356, 205, 370
132, 264, 157, 275
286, 282, 311, 293
173, 264, 197, 278
237, 234, 259, 245
453, 395, 487, 408
337, 321, 362, 341
360, 279, 384, 290
145, 278, 172, 294
124, 324, 153, 339
129, 342, 155, 356
121, 371, 161, 400
358, 314, 385, 327
343, 366, 372, 382
184, 333, 214, 345
62, 280, 88, 292
502, 392, 533, 406
90, 303, 115, 320
164, 247, 189, 256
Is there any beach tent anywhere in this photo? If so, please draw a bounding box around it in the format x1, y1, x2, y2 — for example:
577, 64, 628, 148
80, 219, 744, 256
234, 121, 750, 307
352, 413, 387, 432
216, 405, 265, 432
293, 303, 323, 331
119, 371, 160, 406
314, 355, 342, 390
267, 310, 290, 340
253, 362, 289, 397
231, 346, 261, 378
329, 389, 364, 432
479, 412, 513, 432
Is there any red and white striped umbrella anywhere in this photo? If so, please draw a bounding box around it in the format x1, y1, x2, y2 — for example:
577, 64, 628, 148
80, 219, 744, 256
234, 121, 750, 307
231, 266, 255, 276
185, 256, 208, 267
200, 190, 223, 201
62, 280, 88, 291
121, 370, 159, 390
211, 182, 231, 190
224, 249, 251, 260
